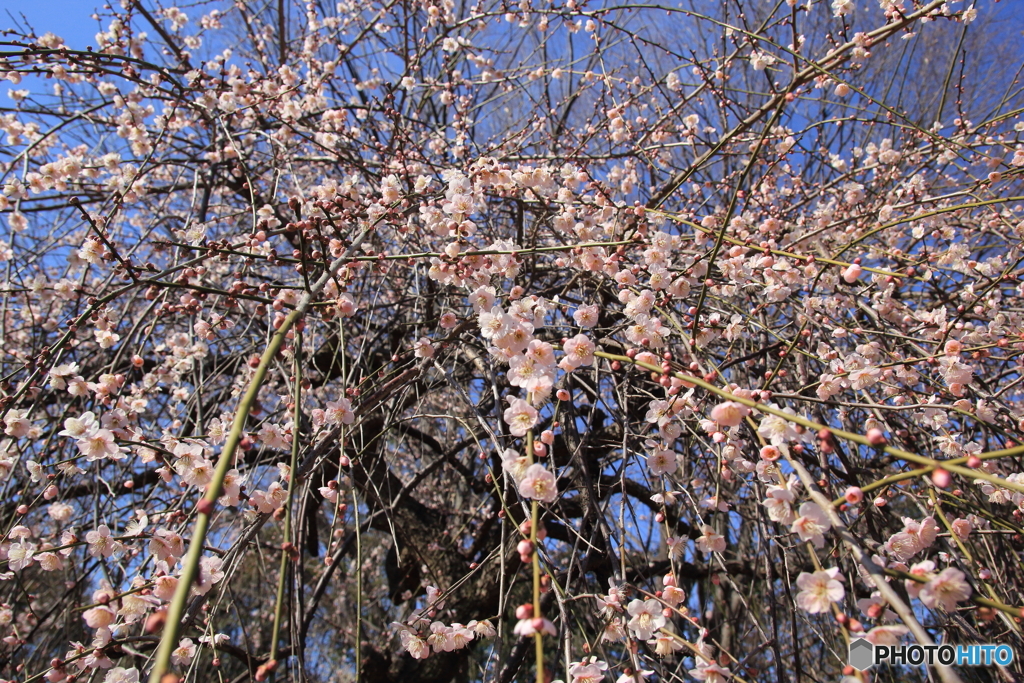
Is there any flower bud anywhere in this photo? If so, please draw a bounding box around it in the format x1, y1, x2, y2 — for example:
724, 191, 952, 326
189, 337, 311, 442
931, 468, 951, 488
842, 263, 862, 283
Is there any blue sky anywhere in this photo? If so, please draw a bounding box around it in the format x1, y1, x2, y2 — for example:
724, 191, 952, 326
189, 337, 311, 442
3, 1, 106, 49
5, 0, 1023, 47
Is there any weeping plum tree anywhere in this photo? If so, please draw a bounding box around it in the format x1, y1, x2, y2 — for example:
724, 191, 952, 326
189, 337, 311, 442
0, 1, 1023, 682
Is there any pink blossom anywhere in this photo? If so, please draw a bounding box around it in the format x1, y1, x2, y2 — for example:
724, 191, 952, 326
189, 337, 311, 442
325, 398, 356, 425
103, 667, 140, 683
795, 569, 845, 613
647, 449, 677, 476
568, 658, 608, 683
503, 397, 538, 437
86, 525, 118, 558
413, 337, 435, 358
790, 502, 832, 548
649, 631, 684, 657
518, 463, 558, 503
625, 598, 666, 640
573, 304, 599, 328
919, 567, 972, 611
710, 401, 750, 427
171, 637, 196, 667
561, 333, 596, 368
688, 661, 732, 683
864, 625, 909, 646
512, 617, 556, 637
7, 542, 35, 572
697, 525, 726, 554
762, 486, 796, 524
842, 263, 862, 283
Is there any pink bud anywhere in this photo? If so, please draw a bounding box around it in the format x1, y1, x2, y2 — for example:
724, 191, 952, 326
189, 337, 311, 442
873, 496, 887, 508
967, 455, 982, 468
663, 574, 676, 587
842, 263, 862, 283
516, 604, 534, 619
556, 389, 571, 402
540, 430, 555, 445
517, 540, 534, 556
866, 428, 886, 447
931, 468, 952, 489
844, 487, 864, 504
43, 485, 59, 500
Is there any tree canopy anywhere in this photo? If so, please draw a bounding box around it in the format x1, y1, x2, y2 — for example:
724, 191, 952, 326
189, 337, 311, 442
0, 1, 1023, 683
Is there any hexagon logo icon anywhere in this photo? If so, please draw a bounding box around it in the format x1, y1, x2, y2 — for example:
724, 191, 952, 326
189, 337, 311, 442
849, 638, 875, 670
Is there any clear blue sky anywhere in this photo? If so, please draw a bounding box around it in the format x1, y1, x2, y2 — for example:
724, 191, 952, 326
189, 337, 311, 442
4, 1, 107, 50
5, 0, 1021, 53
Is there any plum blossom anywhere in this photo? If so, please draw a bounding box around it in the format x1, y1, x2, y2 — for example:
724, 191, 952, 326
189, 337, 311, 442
513, 617, 557, 637
325, 398, 356, 425
573, 304, 599, 327
3, 409, 32, 437
790, 502, 832, 548
795, 568, 845, 613
647, 449, 677, 476
149, 528, 185, 564
519, 463, 557, 503
193, 555, 225, 595
503, 397, 538, 436
749, 50, 776, 71
86, 525, 122, 558
762, 486, 796, 525
696, 525, 726, 554
625, 598, 666, 640
710, 401, 749, 427
689, 661, 732, 683
864, 625, 909, 646
919, 567, 972, 611
758, 409, 802, 446
568, 658, 608, 682
396, 626, 430, 659
648, 630, 684, 657
561, 333, 596, 369
7, 542, 35, 571
171, 637, 196, 667
104, 668, 140, 683
250, 481, 289, 514
77, 428, 126, 461
413, 337, 435, 358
